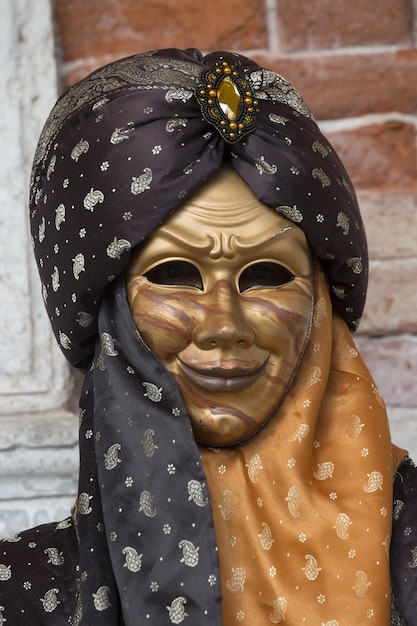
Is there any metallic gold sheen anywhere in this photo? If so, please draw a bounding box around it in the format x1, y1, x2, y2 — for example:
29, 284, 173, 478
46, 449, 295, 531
195, 60, 258, 143
126, 166, 314, 446
217, 77, 241, 120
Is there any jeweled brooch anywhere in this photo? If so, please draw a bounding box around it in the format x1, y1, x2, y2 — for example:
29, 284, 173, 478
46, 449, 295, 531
195, 59, 259, 143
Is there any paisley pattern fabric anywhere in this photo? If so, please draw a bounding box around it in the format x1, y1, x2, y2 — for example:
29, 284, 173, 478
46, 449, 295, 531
0, 515, 79, 624
391, 457, 417, 624
1, 460, 417, 625
75, 274, 222, 624
29, 48, 367, 370
199, 271, 395, 624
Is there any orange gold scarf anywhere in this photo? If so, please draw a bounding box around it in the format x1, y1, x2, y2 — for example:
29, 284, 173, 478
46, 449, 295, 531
200, 270, 399, 625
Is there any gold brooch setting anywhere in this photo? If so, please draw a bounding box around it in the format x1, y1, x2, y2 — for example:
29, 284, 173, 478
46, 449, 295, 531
196, 60, 259, 143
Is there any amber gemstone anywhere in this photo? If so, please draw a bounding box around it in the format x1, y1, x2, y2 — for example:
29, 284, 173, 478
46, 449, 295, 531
217, 76, 241, 121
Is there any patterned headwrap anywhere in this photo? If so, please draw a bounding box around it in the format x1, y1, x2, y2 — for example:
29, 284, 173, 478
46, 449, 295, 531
29, 49, 394, 626
30, 47, 367, 371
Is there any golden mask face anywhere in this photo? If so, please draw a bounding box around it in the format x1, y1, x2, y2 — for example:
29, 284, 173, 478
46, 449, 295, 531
126, 167, 314, 446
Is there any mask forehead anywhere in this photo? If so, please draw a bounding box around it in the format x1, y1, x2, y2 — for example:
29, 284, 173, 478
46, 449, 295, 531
128, 166, 311, 278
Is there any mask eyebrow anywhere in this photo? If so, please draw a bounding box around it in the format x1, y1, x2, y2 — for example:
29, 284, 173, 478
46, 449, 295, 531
157, 226, 294, 260
232, 226, 293, 253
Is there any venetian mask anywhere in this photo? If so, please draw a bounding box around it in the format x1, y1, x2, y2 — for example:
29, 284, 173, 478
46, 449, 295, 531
126, 166, 314, 446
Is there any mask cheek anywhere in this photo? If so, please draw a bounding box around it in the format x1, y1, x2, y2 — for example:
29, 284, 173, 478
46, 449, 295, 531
128, 284, 197, 360
245, 300, 310, 354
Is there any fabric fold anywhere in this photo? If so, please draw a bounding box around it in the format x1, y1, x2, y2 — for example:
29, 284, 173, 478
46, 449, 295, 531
76, 275, 222, 624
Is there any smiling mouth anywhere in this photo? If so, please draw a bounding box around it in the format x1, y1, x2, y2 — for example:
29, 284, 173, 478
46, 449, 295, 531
177, 359, 268, 392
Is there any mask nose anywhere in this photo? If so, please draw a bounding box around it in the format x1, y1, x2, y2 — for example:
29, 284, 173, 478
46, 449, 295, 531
193, 281, 255, 350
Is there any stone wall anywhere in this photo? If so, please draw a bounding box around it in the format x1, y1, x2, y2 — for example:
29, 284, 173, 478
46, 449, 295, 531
1, 0, 416, 536
0, 0, 79, 537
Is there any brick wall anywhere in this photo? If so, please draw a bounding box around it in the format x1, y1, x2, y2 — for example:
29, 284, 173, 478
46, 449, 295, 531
51, 0, 417, 454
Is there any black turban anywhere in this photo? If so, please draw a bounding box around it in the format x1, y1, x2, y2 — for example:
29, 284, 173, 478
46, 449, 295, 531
30, 47, 367, 370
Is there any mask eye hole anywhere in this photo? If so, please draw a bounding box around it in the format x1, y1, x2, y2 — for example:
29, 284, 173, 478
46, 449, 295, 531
144, 260, 203, 289
239, 262, 294, 292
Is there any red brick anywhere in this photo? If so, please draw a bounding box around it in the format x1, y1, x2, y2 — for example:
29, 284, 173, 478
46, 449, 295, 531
54, 0, 267, 65
277, 0, 413, 51
62, 48, 417, 123
254, 49, 417, 120
355, 335, 417, 407
360, 258, 417, 334
358, 190, 417, 259
60, 57, 120, 89
326, 121, 417, 189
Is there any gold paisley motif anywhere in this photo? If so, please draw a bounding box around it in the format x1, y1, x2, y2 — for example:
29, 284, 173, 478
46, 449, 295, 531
139, 490, 157, 517
92, 585, 112, 611
0, 565, 11, 581
302, 554, 321, 580
122, 546, 143, 572
226, 566, 246, 591
218, 489, 233, 520
71, 138, 90, 161
276, 204, 303, 223
40, 588, 61, 613
142, 382, 163, 402
312, 167, 330, 187
363, 471, 383, 493
314, 461, 334, 480
269, 596, 288, 623
246, 453, 263, 483
141, 428, 158, 457
312, 140, 329, 158
289, 424, 310, 442
166, 596, 188, 624
44, 547, 65, 565
334, 345, 358, 361
103, 443, 122, 470
352, 570, 371, 597
110, 124, 134, 144
55, 203, 66, 230
83, 187, 104, 211
72, 253, 85, 279
106, 237, 131, 260
77, 492, 93, 515
313, 297, 326, 327
347, 414, 365, 438
285, 486, 302, 518
187, 480, 208, 507
336, 211, 350, 235
131, 167, 152, 195
258, 522, 274, 550
346, 257, 363, 274
333, 513, 352, 540
179, 539, 200, 567
307, 365, 322, 386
